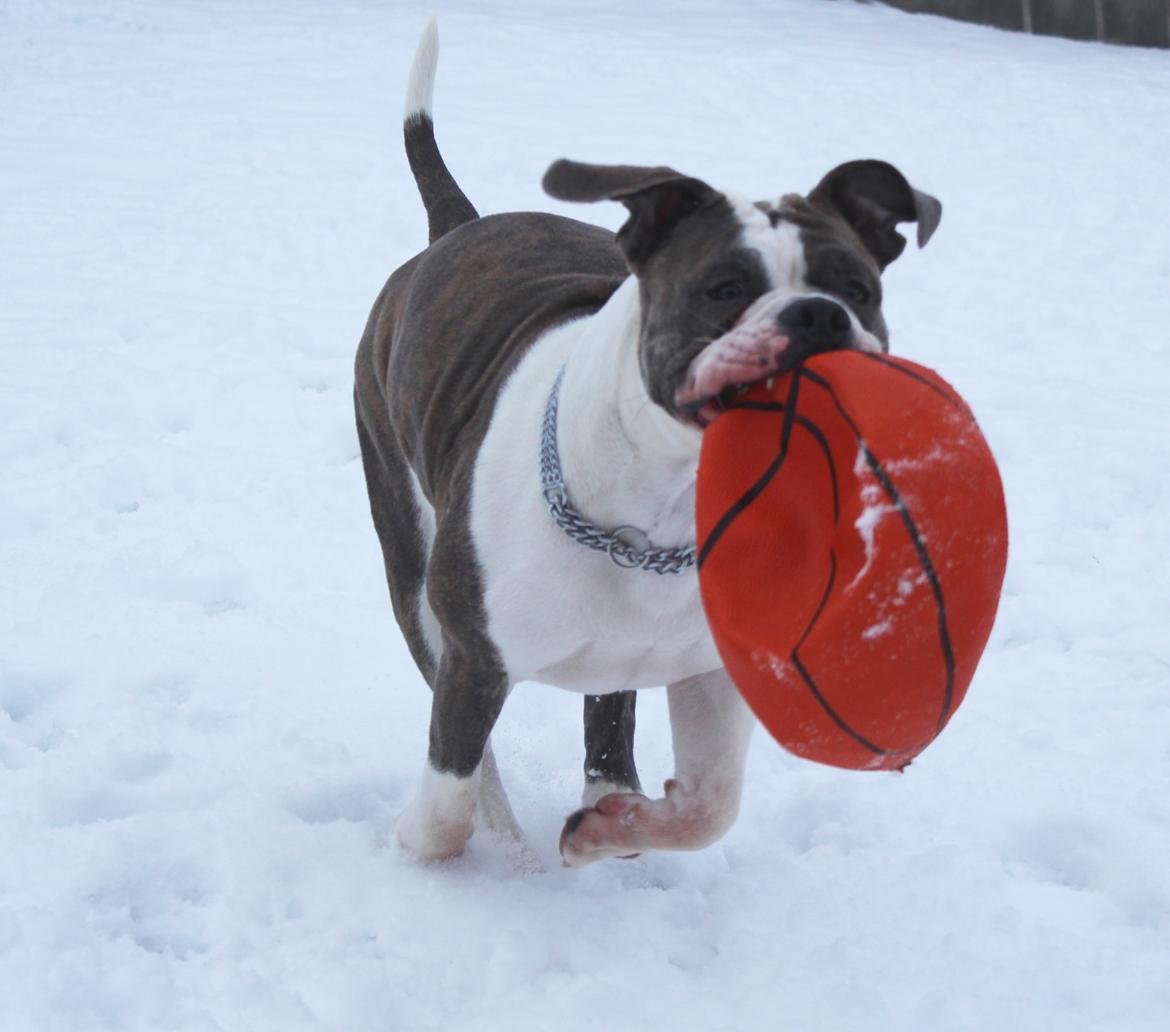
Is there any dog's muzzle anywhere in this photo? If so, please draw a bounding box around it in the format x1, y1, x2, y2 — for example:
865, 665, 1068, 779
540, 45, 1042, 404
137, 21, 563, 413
675, 297, 878, 427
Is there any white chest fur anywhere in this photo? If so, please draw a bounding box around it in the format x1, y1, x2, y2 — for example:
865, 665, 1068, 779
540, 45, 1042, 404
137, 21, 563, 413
468, 280, 722, 692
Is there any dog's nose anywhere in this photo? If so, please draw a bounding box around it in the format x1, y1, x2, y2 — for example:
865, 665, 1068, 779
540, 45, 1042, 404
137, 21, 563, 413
777, 298, 853, 352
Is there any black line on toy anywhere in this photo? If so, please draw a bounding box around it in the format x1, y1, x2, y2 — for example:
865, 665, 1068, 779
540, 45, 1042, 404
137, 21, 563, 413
857, 352, 972, 419
722, 399, 840, 524
696, 374, 803, 570
801, 367, 958, 729
790, 551, 888, 756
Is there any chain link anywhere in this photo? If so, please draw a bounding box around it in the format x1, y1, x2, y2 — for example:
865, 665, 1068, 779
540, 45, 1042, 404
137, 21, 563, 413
540, 365, 697, 575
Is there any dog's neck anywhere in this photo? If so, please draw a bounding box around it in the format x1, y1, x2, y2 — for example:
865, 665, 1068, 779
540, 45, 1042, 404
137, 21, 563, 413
555, 277, 700, 551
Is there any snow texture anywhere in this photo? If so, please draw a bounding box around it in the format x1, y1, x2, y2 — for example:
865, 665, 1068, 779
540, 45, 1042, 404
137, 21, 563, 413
3, 1, 1170, 1029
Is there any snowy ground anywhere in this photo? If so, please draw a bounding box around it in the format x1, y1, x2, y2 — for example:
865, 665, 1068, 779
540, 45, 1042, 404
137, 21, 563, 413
3, 1, 1170, 1029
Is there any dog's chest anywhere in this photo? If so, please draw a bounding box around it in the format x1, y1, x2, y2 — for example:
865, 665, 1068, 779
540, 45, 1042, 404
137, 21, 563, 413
479, 548, 719, 692
467, 333, 721, 692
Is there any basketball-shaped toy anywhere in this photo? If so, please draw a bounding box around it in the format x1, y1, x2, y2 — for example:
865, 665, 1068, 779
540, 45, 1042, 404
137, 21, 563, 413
696, 351, 1007, 771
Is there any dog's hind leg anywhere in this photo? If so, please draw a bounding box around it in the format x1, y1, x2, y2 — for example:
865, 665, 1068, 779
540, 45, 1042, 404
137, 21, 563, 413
582, 691, 641, 807
478, 737, 542, 871
354, 390, 439, 686
356, 385, 516, 862
394, 508, 513, 861
478, 738, 524, 841
395, 641, 510, 861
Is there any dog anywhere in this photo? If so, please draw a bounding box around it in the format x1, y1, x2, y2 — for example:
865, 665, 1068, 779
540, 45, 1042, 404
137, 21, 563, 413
353, 21, 941, 867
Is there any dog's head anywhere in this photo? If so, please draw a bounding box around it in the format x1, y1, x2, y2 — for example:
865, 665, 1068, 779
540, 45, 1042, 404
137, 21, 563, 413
543, 159, 941, 427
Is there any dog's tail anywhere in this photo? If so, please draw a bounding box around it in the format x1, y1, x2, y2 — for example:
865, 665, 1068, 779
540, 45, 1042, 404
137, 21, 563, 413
403, 19, 478, 245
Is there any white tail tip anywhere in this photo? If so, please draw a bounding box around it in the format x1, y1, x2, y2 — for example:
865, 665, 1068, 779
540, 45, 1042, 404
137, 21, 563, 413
404, 17, 439, 124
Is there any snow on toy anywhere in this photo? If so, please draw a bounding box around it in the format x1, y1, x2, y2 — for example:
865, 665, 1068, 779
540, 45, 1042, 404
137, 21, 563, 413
696, 350, 1007, 770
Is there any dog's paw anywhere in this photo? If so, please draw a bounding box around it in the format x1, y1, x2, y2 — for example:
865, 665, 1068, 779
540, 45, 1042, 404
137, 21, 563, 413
395, 804, 474, 862
560, 778, 737, 866
559, 792, 650, 868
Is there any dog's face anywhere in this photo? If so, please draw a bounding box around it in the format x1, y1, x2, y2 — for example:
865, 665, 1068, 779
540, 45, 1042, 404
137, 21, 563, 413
543, 160, 941, 428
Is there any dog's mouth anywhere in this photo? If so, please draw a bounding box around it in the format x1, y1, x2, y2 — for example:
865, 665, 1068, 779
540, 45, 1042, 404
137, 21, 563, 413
676, 375, 782, 429
673, 324, 801, 429
673, 319, 882, 429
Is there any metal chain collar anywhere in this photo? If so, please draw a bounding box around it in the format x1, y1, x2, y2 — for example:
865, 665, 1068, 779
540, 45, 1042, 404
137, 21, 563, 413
540, 365, 697, 575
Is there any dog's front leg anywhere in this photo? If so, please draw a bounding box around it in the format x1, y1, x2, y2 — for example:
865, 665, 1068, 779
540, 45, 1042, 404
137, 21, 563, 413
581, 691, 641, 807
560, 669, 754, 867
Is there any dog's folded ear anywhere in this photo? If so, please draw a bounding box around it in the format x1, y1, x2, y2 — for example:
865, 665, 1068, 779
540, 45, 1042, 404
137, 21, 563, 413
810, 160, 942, 271
543, 159, 719, 267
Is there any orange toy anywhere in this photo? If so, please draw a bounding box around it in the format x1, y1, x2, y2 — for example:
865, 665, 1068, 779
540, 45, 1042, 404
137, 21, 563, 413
696, 351, 1007, 771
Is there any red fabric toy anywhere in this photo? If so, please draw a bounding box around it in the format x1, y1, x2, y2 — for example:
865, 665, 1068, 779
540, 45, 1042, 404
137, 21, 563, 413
696, 351, 1008, 770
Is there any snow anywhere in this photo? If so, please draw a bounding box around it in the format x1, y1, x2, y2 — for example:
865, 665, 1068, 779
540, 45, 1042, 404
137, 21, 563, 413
3, 0, 1170, 1029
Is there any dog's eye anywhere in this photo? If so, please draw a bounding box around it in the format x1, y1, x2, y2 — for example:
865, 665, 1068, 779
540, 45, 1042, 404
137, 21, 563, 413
844, 280, 871, 306
706, 279, 745, 302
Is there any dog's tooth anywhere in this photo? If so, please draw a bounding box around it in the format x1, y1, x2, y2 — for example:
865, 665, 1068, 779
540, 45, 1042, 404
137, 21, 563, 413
766, 376, 775, 391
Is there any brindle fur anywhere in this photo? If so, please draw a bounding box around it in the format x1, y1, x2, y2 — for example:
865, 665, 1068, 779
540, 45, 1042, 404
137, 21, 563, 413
355, 210, 631, 777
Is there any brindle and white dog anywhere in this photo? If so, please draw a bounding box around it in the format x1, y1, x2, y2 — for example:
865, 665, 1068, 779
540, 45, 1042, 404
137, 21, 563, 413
353, 22, 941, 866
